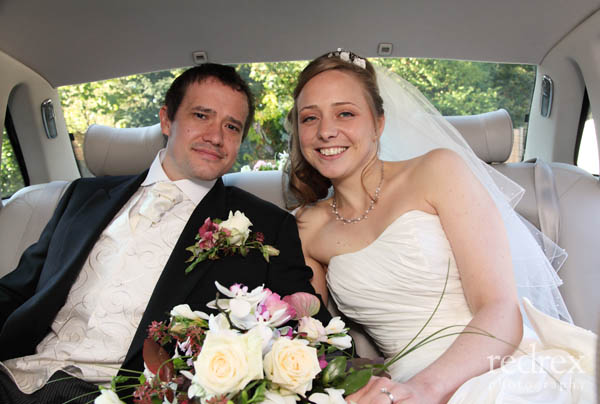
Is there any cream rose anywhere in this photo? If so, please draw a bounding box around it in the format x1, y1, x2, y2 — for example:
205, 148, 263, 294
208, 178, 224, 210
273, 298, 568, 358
220, 210, 252, 246
263, 338, 321, 396
190, 331, 263, 397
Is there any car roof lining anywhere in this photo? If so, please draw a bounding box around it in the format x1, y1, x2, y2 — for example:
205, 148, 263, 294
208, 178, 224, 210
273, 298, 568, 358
1, 0, 599, 87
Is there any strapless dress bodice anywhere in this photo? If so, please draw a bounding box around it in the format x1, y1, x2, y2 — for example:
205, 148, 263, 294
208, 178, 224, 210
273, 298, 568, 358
327, 210, 473, 380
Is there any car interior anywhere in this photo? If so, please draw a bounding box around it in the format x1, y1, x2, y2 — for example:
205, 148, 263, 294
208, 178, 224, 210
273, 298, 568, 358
0, 0, 599, 360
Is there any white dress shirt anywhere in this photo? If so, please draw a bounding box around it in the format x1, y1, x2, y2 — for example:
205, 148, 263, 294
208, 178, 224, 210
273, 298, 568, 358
1, 149, 215, 393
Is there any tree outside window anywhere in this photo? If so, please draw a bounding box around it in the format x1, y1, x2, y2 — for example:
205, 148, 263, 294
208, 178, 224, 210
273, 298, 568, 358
59, 59, 536, 174
1, 127, 25, 198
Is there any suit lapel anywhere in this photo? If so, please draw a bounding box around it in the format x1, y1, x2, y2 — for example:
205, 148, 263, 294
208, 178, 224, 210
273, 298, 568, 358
123, 178, 229, 368
49, 172, 148, 282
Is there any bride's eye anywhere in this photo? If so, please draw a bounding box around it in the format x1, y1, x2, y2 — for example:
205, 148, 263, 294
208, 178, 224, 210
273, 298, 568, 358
300, 115, 317, 124
339, 111, 355, 118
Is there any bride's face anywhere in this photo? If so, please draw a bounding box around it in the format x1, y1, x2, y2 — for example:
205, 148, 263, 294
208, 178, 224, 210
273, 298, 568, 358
296, 70, 384, 181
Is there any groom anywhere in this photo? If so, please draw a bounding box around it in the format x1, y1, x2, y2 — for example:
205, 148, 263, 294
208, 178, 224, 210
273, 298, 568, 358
0, 63, 329, 403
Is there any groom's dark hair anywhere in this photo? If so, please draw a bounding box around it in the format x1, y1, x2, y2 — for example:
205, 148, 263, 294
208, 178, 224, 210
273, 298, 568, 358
163, 63, 255, 140
286, 51, 384, 209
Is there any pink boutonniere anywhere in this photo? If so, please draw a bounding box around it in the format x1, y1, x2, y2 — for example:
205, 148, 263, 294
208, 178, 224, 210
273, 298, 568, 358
185, 210, 280, 274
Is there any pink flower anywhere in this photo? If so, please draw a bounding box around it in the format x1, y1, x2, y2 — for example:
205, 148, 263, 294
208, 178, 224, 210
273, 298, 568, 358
318, 354, 328, 369
198, 233, 215, 249
255, 232, 265, 243
283, 292, 321, 320
263, 292, 296, 320
197, 218, 221, 249
198, 218, 219, 239
229, 283, 248, 295
253, 160, 269, 170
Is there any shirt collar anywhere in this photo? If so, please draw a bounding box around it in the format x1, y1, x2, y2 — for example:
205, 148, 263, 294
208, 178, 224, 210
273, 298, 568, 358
141, 149, 217, 205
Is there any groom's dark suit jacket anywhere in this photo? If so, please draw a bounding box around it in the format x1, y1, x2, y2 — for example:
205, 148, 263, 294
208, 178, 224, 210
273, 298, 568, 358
0, 171, 329, 374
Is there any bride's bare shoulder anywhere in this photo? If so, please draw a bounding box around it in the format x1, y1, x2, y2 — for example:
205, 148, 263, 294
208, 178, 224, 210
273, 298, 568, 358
295, 199, 331, 233
382, 149, 464, 179
407, 148, 468, 177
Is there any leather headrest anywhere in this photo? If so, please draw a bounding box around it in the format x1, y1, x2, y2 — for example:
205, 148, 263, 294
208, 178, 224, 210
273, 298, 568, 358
446, 109, 514, 163
83, 109, 514, 177
84, 123, 164, 176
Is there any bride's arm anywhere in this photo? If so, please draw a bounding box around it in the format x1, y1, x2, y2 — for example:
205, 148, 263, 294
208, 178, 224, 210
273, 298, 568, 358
295, 206, 329, 305
348, 149, 523, 404
404, 148, 523, 402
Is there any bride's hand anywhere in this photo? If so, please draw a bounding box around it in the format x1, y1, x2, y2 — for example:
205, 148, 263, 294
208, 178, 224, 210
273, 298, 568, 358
346, 376, 441, 404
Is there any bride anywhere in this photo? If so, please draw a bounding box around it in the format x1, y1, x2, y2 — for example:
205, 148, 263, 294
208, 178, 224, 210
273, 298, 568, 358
286, 50, 596, 403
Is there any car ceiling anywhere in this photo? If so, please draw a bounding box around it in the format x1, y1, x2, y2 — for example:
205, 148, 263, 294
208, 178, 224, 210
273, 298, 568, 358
1, 0, 599, 87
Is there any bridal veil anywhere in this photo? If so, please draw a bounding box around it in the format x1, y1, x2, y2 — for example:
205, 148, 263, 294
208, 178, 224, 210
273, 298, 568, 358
375, 67, 572, 323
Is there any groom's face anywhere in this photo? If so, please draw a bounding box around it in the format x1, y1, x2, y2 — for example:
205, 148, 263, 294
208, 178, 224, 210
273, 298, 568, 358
159, 78, 249, 181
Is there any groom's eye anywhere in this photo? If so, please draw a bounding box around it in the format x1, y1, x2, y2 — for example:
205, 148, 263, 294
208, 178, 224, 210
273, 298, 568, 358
225, 123, 241, 133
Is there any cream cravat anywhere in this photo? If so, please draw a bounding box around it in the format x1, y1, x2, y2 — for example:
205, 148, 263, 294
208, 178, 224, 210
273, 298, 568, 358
133, 182, 183, 229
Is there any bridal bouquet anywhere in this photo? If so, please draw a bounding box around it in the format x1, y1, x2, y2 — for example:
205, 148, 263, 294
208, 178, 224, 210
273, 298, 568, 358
96, 282, 371, 404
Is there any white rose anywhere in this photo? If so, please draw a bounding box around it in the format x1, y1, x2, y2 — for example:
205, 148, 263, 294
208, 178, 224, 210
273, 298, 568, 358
189, 330, 263, 397
170, 304, 209, 321
327, 335, 352, 350
94, 389, 125, 404
308, 388, 346, 404
220, 210, 253, 246
263, 338, 321, 396
260, 390, 300, 404
297, 317, 327, 343
324, 317, 346, 335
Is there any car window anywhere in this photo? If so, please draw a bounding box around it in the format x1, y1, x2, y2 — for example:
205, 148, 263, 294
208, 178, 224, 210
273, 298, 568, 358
1, 125, 26, 198
576, 110, 598, 175
59, 59, 535, 175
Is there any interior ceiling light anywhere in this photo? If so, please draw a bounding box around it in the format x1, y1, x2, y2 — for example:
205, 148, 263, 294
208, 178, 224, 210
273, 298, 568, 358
192, 51, 208, 65
377, 43, 393, 56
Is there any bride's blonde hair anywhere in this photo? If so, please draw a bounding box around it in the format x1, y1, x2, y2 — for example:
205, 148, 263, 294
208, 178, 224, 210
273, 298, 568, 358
286, 51, 385, 208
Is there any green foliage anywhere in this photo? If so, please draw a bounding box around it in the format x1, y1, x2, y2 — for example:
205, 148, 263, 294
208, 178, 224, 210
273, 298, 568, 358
58, 69, 185, 172
56, 59, 535, 177
1, 129, 25, 198
373, 58, 534, 128
233, 62, 307, 171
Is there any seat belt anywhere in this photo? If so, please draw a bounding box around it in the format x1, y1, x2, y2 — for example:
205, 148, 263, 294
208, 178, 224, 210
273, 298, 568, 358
531, 158, 561, 245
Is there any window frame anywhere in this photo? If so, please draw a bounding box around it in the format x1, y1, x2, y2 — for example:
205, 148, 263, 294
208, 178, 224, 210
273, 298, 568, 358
2, 108, 30, 197
573, 88, 591, 165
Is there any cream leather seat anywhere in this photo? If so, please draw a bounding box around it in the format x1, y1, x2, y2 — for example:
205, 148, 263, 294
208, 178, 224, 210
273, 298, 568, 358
448, 110, 600, 332
0, 181, 69, 277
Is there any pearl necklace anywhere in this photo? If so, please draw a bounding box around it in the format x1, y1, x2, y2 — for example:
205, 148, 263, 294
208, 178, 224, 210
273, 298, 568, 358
331, 161, 384, 224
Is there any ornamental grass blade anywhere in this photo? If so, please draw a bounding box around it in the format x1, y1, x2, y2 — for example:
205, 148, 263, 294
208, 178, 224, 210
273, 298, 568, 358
142, 338, 174, 382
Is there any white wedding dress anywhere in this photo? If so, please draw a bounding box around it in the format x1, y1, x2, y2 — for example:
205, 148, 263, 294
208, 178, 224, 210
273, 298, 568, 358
327, 210, 597, 403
